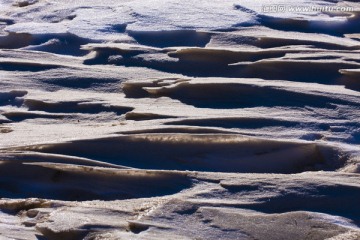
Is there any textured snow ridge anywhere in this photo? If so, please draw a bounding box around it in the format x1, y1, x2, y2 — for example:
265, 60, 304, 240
0, 0, 360, 239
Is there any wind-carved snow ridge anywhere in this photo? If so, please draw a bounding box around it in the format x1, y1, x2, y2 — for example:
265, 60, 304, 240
0, 0, 360, 239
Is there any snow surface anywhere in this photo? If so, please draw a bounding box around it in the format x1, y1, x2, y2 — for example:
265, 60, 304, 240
0, 0, 360, 239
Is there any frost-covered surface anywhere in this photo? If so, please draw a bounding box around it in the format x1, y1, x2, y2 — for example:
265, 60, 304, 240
0, 0, 360, 239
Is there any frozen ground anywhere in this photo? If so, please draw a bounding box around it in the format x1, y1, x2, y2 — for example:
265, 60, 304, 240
0, 0, 360, 239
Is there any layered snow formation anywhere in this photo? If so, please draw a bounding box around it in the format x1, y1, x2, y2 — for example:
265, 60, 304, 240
0, 0, 360, 239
